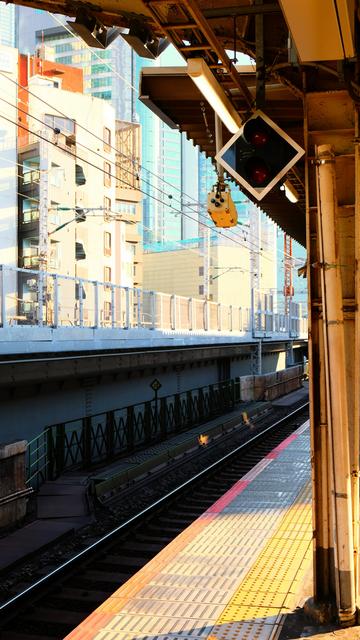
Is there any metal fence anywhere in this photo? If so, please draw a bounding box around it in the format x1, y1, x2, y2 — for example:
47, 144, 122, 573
26, 364, 306, 490
26, 378, 239, 489
0, 264, 307, 337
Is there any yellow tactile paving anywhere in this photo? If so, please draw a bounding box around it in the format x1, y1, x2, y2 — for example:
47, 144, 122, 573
210, 479, 312, 639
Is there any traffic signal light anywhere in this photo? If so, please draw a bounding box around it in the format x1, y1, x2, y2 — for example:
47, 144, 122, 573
215, 110, 304, 201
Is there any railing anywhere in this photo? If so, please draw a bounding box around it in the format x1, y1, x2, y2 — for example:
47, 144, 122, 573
24, 378, 239, 488
22, 209, 40, 224
25, 365, 305, 489
22, 169, 40, 184
26, 432, 48, 490
0, 264, 307, 337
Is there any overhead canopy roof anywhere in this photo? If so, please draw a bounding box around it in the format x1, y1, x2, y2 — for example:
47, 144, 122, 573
140, 66, 306, 245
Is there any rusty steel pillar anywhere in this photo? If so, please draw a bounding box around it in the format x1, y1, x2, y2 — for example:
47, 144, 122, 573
305, 91, 358, 624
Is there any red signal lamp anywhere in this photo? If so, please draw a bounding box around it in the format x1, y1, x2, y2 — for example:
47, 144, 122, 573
249, 130, 269, 147
246, 158, 270, 185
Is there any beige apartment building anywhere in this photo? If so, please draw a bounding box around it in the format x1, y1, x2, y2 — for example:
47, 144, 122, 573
142, 242, 252, 309
16, 70, 143, 324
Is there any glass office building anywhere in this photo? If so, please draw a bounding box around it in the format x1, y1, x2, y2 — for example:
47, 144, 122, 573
0, 2, 16, 47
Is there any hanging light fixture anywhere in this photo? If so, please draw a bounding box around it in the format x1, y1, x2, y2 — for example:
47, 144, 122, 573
282, 179, 299, 203
187, 58, 242, 134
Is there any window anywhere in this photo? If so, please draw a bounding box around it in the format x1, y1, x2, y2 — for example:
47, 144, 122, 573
199, 266, 204, 276
104, 162, 111, 187
92, 91, 111, 100
104, 231, 112, 256
92, 64, 108, 74
104, 266, 112, 283
114, 201, 137, 216
48, 201, 60, 226
50, 163, 64, 188
75, 283, 86, 300
75, 164, 86, 186
103, 127, 111, 152
199, 285, 204, 296
104, 301, 112, 320
91, 76, 112, 88
57, 55, 73, 65
104, 197, 111, 215
49, 240, 60, 269
75, 242, 86, 261
45, 114, 75, 136
55, 43, 72, 53
127, 242, 136, 256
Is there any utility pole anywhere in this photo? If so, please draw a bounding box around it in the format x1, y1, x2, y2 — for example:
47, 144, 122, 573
202, 227, 210, 299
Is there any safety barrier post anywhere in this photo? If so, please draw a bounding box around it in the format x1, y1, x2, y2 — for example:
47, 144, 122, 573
55, 423, 65, 476
235, 377, 241, 402
231, 379, 235, 407
111, 286, 116, 328
186, 390, 193, 425
217, 303, 222, 331
150, 291, 156, 329
53, 274, 59, 328
94, 281, 100, 328
160, 397, 167, 439
46, 428, 55, 480
83, 417, 92, 468
174, 394, 181, 431
137, 288, 141, 327
144, 401, 152, 442
126, 406, 135, 452
79, 279, 84, 327
198, 387, 204, 420
105, 411, 115, 460
189, 297, 193, 331
125, 287, 130, 328
209, 384, 215, 414
171, 294, 176, 330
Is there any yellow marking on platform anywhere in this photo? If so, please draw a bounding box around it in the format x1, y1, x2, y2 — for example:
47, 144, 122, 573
210, 481, 312, 639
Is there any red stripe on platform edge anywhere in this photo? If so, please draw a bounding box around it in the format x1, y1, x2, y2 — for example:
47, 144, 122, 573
265, 432, 299, 460
207, 479, 250, 513
63, 611, 113, 640
207, 426, 304, 512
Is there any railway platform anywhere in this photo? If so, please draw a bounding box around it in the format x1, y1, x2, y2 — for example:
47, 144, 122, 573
65, 418, 313, 640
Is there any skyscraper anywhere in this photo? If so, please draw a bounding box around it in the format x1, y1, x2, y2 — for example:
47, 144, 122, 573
0, 2, 16, 47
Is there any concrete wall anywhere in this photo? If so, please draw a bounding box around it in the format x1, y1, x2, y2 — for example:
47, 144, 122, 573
0, 359, 219, 443
239, 365, 303, 402
0, 346, 304, 444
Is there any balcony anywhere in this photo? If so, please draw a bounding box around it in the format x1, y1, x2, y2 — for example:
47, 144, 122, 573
20, 247, 40, 269
22, 170, 40, 185
20, 255, 40, 269
21, 209, 40, 225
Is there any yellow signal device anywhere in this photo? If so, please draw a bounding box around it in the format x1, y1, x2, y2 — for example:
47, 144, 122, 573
207, 184, 238, 228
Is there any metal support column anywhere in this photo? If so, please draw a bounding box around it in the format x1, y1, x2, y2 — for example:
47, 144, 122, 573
315, 144, 355, 623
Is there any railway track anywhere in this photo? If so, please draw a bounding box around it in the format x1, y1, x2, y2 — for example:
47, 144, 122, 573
0, 402, 309, 640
